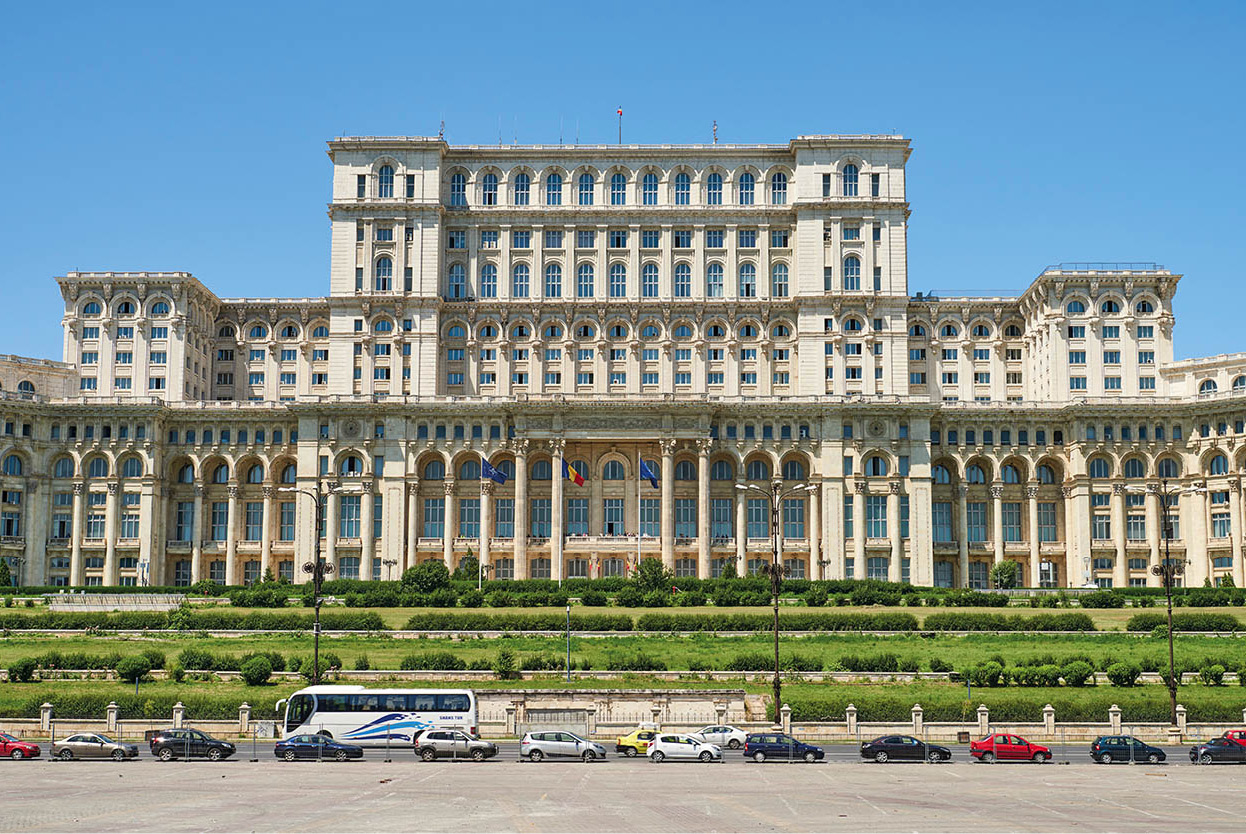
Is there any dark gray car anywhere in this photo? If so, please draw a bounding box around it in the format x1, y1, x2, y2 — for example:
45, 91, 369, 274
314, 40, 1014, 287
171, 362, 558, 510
413, 729, 498, 761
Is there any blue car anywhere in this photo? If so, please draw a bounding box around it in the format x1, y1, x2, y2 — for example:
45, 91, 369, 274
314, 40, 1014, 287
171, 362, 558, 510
1089, 735, 1166, 764
275, 733, 364, 762
743, 732, 825, 763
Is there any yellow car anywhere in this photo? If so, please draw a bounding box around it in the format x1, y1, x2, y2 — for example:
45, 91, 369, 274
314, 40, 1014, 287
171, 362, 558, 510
614, 728, 658, 757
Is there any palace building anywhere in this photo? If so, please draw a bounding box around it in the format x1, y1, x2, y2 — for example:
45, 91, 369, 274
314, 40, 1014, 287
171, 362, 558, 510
1, 133, 1244, 590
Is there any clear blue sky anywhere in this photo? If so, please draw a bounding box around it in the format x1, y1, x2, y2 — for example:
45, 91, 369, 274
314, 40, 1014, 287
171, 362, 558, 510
1, 1, 1242, 362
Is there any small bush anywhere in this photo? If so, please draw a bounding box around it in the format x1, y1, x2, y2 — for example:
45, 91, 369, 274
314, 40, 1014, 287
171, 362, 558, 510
115, 656, 152, 683
1199, 665, 1226, 686
1060, 661, 1095, 687
615, 586, 644, 608
8, 657, 37, 683
398, 651, 466, 671
1106, 661, 1141, 687
803, 587, 829, 607
321, 652, 342, 671
401, 561, 451, 593
458, 589, 484, 608
169, 664, 185, 683
1079, 590, 1126, 609
929, 657, 952, 673
493, 649, 520, 680
579, 590, 607, 607
485, 590, 517, 608
605, 653, 666, 672
353, 654, 370, 671
240, 656, 273, 686
641, 590, 669, 608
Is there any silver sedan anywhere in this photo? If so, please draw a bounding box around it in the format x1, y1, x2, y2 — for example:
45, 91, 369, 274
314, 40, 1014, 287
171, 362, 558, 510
689, 725, 748, 750
53, 733, 139, 761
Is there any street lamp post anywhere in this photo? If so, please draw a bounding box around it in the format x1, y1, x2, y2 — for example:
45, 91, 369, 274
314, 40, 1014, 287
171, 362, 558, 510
736, 480, 816, 725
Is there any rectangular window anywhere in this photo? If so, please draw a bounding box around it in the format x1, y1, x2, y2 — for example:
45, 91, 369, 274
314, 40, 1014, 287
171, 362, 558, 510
210, 501, 228, 541
245, 501, 263, 541
422, 498, 445, 538
565, 498, 588, 536
576, 229, 596, 248
933, 501, 953, 542
494, 498, 514, 538
705, 228, 724, 248
782, 498, 805, 539
637, 498, 660, 538
770, 229, 790, 247
1212, 511, 1231, 538
966, 502, 987, 543
1137, 325, 1154, 339
968, 562, 988, 590
738, 228, 757, 248
1002, 502, 1022, 542
865, 495, 887, 538
338, 495, 361, 538
601, 498, 624, 536
711, 498, 733, 541
1069, 377, 1087, 390
674, 498, 697, 539
1104, 351, 1121, 365
511, 230, 531, 249
746, 498, 768, 539
1068, 325, 1086, 339
279, 501, 295, 541
843, 496, 853, 539
458, 497, 480, 538
530, 498, 551, 538
1102, 325, 1120, 339
1092, 513, 1111, 540
543, 230, 562, 249
1138, 351, 1154, 365
1126, 514, 1146, 541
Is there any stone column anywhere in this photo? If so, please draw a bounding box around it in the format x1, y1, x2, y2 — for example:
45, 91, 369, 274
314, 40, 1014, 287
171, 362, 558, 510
1146, 483, 1161, 588
69, 482, 85, 587
911, 703, 923, 735
1108, 704, 1121, 734
853, 481, 865, 577
990, 484, 1004, 566
808, 483, 821, 581
1027, 485, 1041, 587
479, 480, 493, 579
550, 439, 564, 582
441, 481, 455, 568
696, 439, 711, 578
23, 481, 43, 586
405, 480, 419, 571
106, 701, 119, 732
1187, 487, 1209, 587
1231, 480, 1244, 588
735, 494, 746, 572
845, 703, 857, 735
325, 487, 339, 571
976, 704, 990, 736
225, 485, 239, 586
239, 703, 251, 734
660, 438, 676, 571
957, 484, 970, 587
190, 484, 204, 583
260, 486, 274, 579
887, 482, 902, 582
1043, 704, 1055, 735
514, 442, 529, 580
360, 480, 375, 581
1063, 486, 1080, 587
1112, 483, 1127, 588
103, 481, 119, 586
173, 702, 185, 729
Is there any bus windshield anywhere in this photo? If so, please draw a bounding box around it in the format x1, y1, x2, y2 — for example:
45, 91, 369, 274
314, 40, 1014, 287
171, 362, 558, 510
287, 694, 314, 732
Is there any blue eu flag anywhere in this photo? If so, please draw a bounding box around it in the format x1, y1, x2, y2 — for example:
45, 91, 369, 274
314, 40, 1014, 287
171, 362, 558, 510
639, 458, 659, 489
481, 458, 508, 484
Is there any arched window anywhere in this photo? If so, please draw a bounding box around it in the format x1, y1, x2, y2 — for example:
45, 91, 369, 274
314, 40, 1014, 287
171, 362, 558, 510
1123, 458, 1145, 479
842, 163, 859, 196
478, 323, 497, 339
1135, 299, 1154, 314
771, 324, 791, 339
218, 325, 235, 338
1037, 465, 1056, 484
116, 300, 136, 316
82, 301, 102, 317
609, 263, 627, 298
481, 172, 498, 205
423, 460, 446, 480
54, 457, 75, 479
458, 459, 481, 480
674, 460, 696, 481
121, 457, 144, 479
739, 323, 758, 339
513, 172, 530, 205
312, 325, 329, 338
280, 464, 296, 484
1235, 376, 1246, 393
641, 263, 659, 298
866, 456, 888, 477
446, 324, 467, 340
577, 172, 594, 205
610, 172, 627, 205
212, 463, 229, 484
641, 324, 660, 339
576, 263, 594, 298
843, 255, 861, 290
575, 323, 595, 340
1004, 324, 1022, 338
280, 324, 298, 339
1100, 299, 1120, 314
1066, 300, 1086, 315
641, 172, 658, 205
375, 256, 393, 291
16, 380, 34, 397
543, 324, 563, 340
511, 323, 530, 340
674, 262, 691, 297
1157, 458, 1180, 479
771, 263, 789, 298
706, 172, 723, 205
2, 454, 23, 476
373, 319, 393, 333
706, 263, 723, 297
177, 463, 194, 484
966, 464, 986, 484
770, 171, 788, 204
569, 460, 589, 482
843, 318, 862, 332
1088, 457, 1111, 479
940, 324, 959, 339
608, 323, 628, 339
1199, 380, 1218, 396
1001, 464, 1020, 484
738, 263, 755, 297
541, 264, 561, 299
449, 172, 467, 206
530, 459, 552, 480
711, 460, 734, 481
673, 172, 690, 205
782, 459, 806, 480
932, 465, 951, 484
706, 324, 725, 338
1209, 454, 1229, 476
249, 324, 268, 340
512, 263, 530, 298
971, 324, 991, 339
151, 301, 171, 316
673, 324, 693, 340
377, 165, 394, 198
447, 263, 466, 298
746, 459, 770, 481
545, 172, 562, 205
496, 460, 514, 480
909, 324, 926, 337
738, 171, 755, 205
478, 264, 497, 298
246, 463, 264, 484
339, 456, 363, 476
603, 460, 625, 480
87, 457, 109, 479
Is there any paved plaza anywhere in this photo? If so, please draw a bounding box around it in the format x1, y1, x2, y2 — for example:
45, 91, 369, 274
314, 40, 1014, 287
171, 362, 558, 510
2, 757, 1243, 833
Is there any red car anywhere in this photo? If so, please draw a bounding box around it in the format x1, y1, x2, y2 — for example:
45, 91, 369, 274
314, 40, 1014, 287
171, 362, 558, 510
969, 733, 1051, 763
1222, 730, 1246, 747
0, 731, 41, 760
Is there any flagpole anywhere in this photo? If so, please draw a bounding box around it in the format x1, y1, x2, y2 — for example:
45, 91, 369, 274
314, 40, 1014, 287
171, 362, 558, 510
636, 451, 642, 573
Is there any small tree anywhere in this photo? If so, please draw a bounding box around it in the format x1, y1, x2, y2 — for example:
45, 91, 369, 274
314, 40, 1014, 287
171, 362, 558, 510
402, 560, 450, 593
116, 656, 152, 683
453, 555, 480, 582
240, 656, 273, 686
493, 648, 520, 680
1106, 661, 1141, 687
990, 560, 1020, 590
8, 657, 37, 683
261, 567, 277, 584
633, 557, 671, 593
0, 560, 11, 587
720, 559, 738, 580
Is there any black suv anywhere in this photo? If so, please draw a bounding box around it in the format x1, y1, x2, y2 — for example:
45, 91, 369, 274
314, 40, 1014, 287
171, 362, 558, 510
149, 728, 236, 761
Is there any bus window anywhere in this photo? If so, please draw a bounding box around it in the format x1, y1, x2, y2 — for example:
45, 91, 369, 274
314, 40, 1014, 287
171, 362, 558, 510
437, 694, 470, 712
287, 694, 314, 732
382, 695, 407, 711
410, 694, 437, 711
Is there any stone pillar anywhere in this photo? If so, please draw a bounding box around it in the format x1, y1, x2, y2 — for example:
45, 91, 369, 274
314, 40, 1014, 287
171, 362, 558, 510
505, 704, 517, 736
106, 701, 119, 732
957, 485, 970, 587
1146, 483, 1162, 587
260, 486, 274, 578
650, 703, 662, 726
405, 480, 419, 572
1175, 703, 1187, 734
660, 438, 676, 571
325, 487, 339, 571
1108, 703, 1121, 734
1028, 486, 1041, 587
23, 481, 43, 586
173, 701, 185, 729
69, 482, 85, 586
1231, 480, 1245, 588
225, 485, 240, 586
852, 482, 865, 577
441, 480, 454, 568
976, 704, 989, 736
239, 703, 251, 733
103, 481, 120, 586
551, 440, 564, 582
40, 702, 53, 732
1042, 703, 1055, 736
715, 702, 727, 725
845, 703, 858, 735
360, 481, 375, 581
888, 483, 902, 582
735, 495, 746, 571
808, 482, 821, 581
190, 484, 204, 584
1187, 488, 1209, 587
514, 442, 529, 580
479, 480, 493, 578
1112, 483, 1127, 588
911, 703, 923, 735
696, 440, 711, 578
991, 484, 1004, 566
780, 704, 791, 734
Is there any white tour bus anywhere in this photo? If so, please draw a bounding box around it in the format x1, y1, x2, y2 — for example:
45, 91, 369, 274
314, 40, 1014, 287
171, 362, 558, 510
277, 685, 477, 746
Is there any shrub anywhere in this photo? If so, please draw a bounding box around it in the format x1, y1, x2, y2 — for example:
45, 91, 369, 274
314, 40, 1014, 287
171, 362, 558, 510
115, 656, 152, 683
1079, 590, 1126, 609
579, 590, 607, 607
1127, 612, 1240, 632
943, 590, 1009, 608
169, 664, 185, 683
929, 657, 952, 673
965, 661, 1004, 687
923, 612, 1095, 632
641, 590, 669, 608
615, 586, 644, 608
493, 649, 520, 680
605, 653, 666, 672
398, 651, 466, 671
402, 561, 451, 594
838, 653, 900, 673
240, 656, 273, 686
990, 561, 1021, 589
634, 558, 672, 593
803, 587, 829, 607
177, 648, 215, 671
710, 586, 739, 607
353, 654, 370, 671
298, 658, 317, 681
458, 589, 484, 608
1199, 665, 1226, 686
1106, 661, 1141, 687
1060, 661, 1095, 687
8, 657, 37, 683
674, 590, 707, 607
486, 590, 517, 608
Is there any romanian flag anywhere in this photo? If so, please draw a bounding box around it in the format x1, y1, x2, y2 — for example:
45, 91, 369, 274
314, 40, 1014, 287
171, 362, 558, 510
563, 459, 586, 486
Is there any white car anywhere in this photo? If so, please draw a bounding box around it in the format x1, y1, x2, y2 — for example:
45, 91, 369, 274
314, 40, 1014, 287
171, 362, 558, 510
647, 733, 722, 763
689, 725, 748, 750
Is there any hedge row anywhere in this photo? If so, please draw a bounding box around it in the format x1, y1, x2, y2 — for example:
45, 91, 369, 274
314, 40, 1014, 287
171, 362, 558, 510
922, 612, 1096, 631
0, 693, 281, 721
0, 610, 385, 631
1125, 612, 1242, 632
398, 611, 922, 632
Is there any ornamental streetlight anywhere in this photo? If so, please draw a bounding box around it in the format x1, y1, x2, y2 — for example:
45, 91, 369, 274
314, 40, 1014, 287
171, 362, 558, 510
736, 479, 817, 725
277, 480, 364, 685
1126, 479, 1205, 730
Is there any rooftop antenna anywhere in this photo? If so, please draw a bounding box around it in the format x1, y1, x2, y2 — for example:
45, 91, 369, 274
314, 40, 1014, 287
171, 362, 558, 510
712, 120, 718, 144
559, 116, 564, 145
513, 115, 517, 145
575, 120, 579, 145
438, 119, 445, 141
498, 115, 503, 146
617, 106, 622, 144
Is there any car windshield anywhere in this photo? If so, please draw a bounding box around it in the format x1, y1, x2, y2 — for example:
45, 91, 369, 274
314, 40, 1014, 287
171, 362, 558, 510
0, 733, 15, 742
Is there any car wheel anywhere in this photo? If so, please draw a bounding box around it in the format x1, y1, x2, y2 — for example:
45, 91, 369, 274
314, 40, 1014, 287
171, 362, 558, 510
1200, 753, 1214, 765
623, 747, 636, 758
334, 750, 348, 762
753, 751, 767, 763
11, 749, 25, 760
1147, 753, 1160, 764
652, 751, 665, 763
111, 749, 126, 762
728, 739, 741, 749
981, 752, 995, 764
804, 751, 817, 763
207, 748, 223, 762
1033, 752, 1048, 763
874, 751, 888, 763
158, 748, 174, 762
582, 750, 596, 762
471, 749, 487, 762
528, 749, 544, 763
1101, 753, 1113, 764
927, 751, 943, 764
282, 750, 297, 762
58, 749, 73, 761
700, 751, 713, 762
420, 748, 437, 762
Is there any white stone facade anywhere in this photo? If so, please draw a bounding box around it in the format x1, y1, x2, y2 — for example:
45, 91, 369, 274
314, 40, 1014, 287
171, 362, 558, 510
0, 134, 1243, 590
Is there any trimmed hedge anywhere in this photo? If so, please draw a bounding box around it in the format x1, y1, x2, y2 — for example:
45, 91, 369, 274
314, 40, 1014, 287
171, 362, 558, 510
923, 612, 1096, 631
633, 612, 920, 632
402, 612, 633, 631
0, 692, 281, 720
0, 609, 384, 631
1125, 612, 1241, 632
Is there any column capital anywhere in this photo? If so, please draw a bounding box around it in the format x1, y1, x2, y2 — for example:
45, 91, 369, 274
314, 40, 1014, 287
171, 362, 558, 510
106, 482, 119, 496
1060, 486, 1072, 498
406, 480, 421, 495
443, 481, 455, 496
659, 437, 678, 457
1112, 483, 1126, 495
855, 480, 868, 494
194, 484, 205, 497
482, 480, 496, 496
889, 481, 901, 494
1026, 486, 1038, 499
548, 437, 565, 455
261, 486, 275, 499
73, 482, 84, 496
989, 485, 1003, 499
227, 486, 240, 499
361, 481, 374, 494
1232, 479, 1242, 493
696, 438, 714, 457
513, 438, 530, 457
